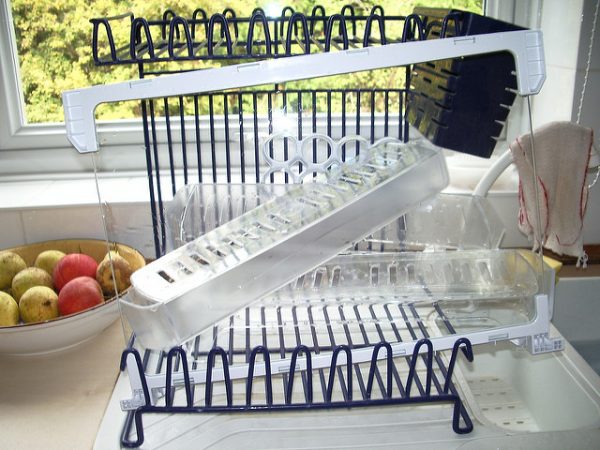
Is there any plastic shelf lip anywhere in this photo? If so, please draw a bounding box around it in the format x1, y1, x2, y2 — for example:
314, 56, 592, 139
63, 29, 545, 154
523, 30, 546, 92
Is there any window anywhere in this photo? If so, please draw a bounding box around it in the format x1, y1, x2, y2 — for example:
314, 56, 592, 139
0, 0, 595, 187
11, 0, 483, 124
0, 2, 67, 154
3, 0, 485, 178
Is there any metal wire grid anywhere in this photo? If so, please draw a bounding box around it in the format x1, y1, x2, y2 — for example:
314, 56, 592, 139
119, 296, 474, 447
90, 6, 461, 66
140, 87, 409, 257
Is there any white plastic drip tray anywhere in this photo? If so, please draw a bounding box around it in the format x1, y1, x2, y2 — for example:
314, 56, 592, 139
468, 376, 538, 431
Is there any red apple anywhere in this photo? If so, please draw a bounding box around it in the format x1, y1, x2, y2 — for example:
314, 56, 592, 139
57, 276, 104, 316
53, 253, 98, 291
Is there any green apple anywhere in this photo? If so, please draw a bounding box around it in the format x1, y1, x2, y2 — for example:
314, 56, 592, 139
19, 286, 59, 323
12, 267, 54, 303
34, 250, 66, 276
0, 251, 27, 291
0, 291, 19, 326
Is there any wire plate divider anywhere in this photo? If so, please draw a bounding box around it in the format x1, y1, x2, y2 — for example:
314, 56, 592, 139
119, 336, 474, 448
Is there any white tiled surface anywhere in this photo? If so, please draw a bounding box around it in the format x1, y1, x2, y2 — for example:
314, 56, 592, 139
19, 205, 104, 242
0, 210, 26, 248
0, 201, 155, 257
0, 175, 156, 256
0, 176, 160, 209
0, 180, 55, 209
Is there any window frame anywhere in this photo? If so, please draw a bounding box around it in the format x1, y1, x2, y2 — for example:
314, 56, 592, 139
0, 0, 58, 152
0, 0, 150, 176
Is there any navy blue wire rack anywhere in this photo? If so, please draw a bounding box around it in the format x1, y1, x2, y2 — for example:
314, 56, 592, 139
91, 6, 413, 66
118, 297, 476, 448
120, 337, 474, 448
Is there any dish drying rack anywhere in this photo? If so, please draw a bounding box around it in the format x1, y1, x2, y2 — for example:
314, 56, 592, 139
61, 6, 554, 448
90, 5, 414, 65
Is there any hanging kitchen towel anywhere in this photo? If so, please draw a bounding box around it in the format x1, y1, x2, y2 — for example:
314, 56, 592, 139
510, 121, 593, 266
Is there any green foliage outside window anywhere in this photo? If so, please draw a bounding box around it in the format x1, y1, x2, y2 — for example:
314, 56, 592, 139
11, 0, 482, 123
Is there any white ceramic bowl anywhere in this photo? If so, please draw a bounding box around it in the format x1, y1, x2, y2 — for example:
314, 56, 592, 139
0, 239, 144, 356
0, 297, 120, 356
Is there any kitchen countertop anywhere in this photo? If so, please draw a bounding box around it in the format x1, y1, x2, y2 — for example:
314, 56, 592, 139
561, 263, 600, 277
0, 320, 126, 450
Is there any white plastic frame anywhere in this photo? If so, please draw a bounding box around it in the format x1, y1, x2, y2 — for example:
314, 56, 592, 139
63, 30, 546, 153
261, 134, 382, 183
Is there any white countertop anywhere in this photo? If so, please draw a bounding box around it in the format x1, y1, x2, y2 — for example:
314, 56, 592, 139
0, 320, 126, 450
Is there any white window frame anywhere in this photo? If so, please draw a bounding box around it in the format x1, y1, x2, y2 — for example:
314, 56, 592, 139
0, 0, 149, 176
0, 0, 75, 152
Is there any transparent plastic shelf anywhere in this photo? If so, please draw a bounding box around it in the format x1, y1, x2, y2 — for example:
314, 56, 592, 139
120, 249, 550, 407
168, 184, 506, 254
270, 249, 539, 302
121, 138, 448, 349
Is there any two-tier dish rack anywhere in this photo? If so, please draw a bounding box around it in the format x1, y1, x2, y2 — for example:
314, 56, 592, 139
60, 5, 570, 448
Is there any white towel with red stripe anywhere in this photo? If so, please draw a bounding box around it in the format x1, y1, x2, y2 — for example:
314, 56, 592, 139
510, 121, 593, 265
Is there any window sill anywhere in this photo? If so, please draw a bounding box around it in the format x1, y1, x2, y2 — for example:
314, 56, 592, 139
0, 173, 151, 209
0, 154, 522, 212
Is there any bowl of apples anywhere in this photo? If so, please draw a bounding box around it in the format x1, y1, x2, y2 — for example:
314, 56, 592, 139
0, 239, 145, 356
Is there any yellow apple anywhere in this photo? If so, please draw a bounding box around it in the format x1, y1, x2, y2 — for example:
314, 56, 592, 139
19, 286, 59, 323
0, 251, 27, 291
0, 291, 19, 326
